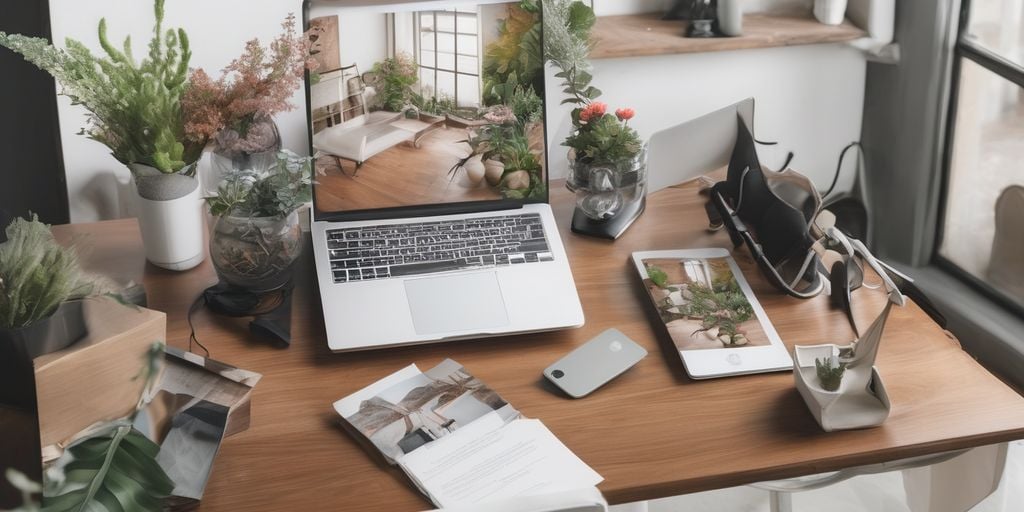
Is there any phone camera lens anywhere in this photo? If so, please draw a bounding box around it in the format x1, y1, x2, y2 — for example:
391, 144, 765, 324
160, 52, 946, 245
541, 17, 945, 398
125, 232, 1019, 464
551, 369, 564, 379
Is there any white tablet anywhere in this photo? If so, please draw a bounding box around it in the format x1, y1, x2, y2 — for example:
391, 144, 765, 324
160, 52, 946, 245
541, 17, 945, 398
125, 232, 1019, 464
631, 248, 792, 379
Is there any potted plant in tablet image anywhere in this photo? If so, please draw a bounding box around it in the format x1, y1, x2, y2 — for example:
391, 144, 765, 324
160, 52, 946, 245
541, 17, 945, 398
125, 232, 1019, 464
206, 150, 314, 293
0, 0, 209, 271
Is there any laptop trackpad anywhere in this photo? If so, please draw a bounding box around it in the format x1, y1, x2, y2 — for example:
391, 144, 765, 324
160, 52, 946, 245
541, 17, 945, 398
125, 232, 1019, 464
405, 272, 509, 335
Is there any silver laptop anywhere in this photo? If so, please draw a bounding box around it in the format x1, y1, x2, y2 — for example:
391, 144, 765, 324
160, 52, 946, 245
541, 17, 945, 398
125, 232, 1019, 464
304, 0, 583, 351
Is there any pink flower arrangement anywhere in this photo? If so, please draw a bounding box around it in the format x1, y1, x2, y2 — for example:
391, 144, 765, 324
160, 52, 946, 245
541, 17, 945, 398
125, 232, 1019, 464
615, 108, 635, 122
483, 105, 517, 125
578, 101, 607, 123
182, 14, 316, 156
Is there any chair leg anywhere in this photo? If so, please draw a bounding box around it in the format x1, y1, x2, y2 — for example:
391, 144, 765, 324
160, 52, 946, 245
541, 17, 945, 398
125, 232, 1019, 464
353, 161, 363, 177
769, 490, 793, 512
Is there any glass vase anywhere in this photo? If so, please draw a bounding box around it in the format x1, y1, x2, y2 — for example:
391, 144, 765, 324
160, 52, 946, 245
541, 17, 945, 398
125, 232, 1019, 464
206, 117, 282, 196
566, 144, 648, 221
210, 211, 302, 293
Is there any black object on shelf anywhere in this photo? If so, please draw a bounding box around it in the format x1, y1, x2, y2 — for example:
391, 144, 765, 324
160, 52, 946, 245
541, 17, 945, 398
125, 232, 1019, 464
683, 0, 718, 38
663, 0, 694, 20
570, 196, 646, 240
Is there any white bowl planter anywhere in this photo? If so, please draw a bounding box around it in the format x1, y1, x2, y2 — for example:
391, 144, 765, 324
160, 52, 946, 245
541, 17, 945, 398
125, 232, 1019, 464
814, 0, 849, 26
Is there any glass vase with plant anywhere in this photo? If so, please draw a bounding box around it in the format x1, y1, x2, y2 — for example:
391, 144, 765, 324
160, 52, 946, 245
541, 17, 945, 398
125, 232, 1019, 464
182, 14, 313, 179
544, 0, 648, 221
365, 52, 419, 113
206, 150, 314, 292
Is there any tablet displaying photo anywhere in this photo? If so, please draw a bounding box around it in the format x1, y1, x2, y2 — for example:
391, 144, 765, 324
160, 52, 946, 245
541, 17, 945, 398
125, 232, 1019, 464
631, 248, 792, 379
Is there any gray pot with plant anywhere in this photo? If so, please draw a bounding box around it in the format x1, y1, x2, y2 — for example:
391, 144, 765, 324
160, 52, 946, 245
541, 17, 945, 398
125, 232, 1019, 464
0, 217, 98, 409
1, 0, 209, 271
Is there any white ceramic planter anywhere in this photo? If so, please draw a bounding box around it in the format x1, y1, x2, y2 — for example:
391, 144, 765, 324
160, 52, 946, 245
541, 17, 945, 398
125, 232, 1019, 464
133, 181, 206, 271
814, 0, 849, 26
793, 344, 891, 432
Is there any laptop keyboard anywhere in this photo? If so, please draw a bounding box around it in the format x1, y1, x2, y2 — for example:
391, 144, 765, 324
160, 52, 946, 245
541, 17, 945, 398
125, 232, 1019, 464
326, 213, 552, 283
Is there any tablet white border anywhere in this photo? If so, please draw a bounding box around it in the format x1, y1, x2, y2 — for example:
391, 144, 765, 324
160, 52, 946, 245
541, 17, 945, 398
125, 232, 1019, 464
631, 249, 793, 379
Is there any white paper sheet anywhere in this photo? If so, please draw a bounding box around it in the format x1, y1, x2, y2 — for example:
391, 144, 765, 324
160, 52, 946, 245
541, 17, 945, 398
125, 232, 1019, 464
399, 414, 603, 508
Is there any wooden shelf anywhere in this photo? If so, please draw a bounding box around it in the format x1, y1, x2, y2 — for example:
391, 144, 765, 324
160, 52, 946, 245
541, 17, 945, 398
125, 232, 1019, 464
590, 12, 867, 60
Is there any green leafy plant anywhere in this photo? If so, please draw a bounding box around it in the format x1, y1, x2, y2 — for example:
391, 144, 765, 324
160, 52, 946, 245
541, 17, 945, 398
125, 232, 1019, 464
647, 264, 755, 347
4, 469, 40, 512
206, 150, 314, 218
482, 1, 544, 103
0, 0, 201, 174
815, 358, 847, 392
0, 216, 94, 330
43, 342, 174, 512
410, 92, 456, 117
368, 53, 418, 112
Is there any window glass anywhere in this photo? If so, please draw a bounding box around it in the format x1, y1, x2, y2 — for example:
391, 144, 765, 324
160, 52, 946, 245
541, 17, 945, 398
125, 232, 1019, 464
415, 10, 479, 105
939, 59, 1024, 306
967, 0, 1024, 66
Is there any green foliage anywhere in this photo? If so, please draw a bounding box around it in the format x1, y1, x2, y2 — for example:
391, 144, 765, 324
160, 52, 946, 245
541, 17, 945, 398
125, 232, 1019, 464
410, 92, 456, 116
652, 267, 755, 347
0, 216, 93, 330
0, 0, 200, 173
564, 113, 642, 165
491, 83, 543, 123
482, 2, 544, 103
543, 0, 598, 105
646, 264, 669, 289
206, 150, 313, 218
815, 358, 847, 391
369, 53, 418, 112
43, 342, 174, 512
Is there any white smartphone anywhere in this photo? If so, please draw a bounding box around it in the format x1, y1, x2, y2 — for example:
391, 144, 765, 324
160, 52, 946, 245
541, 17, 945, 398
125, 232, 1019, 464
543, 328, 648, 398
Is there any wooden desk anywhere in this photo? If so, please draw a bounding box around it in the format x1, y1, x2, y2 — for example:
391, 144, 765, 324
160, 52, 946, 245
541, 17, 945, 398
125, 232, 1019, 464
53, 180, 1024, 511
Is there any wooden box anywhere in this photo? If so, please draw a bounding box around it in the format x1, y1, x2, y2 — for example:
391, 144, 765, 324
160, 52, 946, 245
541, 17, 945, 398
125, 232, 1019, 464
34, 297, 166, 448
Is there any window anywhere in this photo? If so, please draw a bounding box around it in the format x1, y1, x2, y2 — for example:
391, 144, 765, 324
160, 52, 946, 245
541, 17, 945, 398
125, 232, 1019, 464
416, 9, 481, 108
938, 0, 1024, 315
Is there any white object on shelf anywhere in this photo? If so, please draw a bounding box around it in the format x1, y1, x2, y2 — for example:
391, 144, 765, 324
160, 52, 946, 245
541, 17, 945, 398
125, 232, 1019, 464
814, 0, 849, 26
132, 183, 206, 271
717, 0, 743, 36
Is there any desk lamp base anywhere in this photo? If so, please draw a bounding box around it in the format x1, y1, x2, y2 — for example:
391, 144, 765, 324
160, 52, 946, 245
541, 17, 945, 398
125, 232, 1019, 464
203, 279, 294, 346
570, 197, 646, 240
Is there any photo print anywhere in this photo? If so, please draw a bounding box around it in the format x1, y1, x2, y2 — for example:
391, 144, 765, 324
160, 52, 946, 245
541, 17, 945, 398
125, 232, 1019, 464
340, 359, 519, 463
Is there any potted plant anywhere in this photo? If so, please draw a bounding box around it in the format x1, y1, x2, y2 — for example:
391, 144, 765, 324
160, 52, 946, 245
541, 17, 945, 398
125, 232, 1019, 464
0, 0, 208, 271
543, 0, 646, 223
182, 14, 313, 186
206, 150, 313, 293
364, 52, 418, 113
0, 216, 99, 408
815, 356, 847, 391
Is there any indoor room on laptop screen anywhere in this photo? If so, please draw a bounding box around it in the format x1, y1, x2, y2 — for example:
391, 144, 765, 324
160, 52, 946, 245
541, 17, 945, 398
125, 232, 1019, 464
307, 0, 548, 213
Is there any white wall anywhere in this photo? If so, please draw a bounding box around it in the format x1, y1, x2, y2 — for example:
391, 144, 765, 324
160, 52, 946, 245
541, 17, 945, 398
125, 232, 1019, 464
51, 0, 861, 222
544, 43, 866, 192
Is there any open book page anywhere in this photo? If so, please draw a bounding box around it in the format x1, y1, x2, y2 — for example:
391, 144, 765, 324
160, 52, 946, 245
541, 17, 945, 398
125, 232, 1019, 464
399, 415, 604, 508
333, 359, 520, 464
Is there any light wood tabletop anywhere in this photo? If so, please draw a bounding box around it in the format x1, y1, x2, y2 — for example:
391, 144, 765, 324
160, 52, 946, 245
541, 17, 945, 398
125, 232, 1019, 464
52, 179, 1024, 511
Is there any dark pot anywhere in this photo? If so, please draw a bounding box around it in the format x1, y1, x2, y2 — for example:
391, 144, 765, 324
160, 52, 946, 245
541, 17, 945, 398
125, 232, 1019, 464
0, 300, 87, 410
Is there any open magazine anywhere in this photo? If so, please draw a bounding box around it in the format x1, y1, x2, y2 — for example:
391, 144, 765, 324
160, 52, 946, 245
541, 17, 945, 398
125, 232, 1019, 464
334, 359, 603, 508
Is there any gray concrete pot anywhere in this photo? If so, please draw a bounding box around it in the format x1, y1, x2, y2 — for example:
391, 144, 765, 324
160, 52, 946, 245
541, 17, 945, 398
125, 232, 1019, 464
0, 301, 87, 410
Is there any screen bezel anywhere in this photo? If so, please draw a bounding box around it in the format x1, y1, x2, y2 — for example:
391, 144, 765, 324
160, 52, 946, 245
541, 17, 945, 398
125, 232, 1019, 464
302, 0, 550, 223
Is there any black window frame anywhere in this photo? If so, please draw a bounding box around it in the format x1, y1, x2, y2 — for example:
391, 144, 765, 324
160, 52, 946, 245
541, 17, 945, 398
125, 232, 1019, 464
935, 0, 1024, 319
414, 9, 481, 107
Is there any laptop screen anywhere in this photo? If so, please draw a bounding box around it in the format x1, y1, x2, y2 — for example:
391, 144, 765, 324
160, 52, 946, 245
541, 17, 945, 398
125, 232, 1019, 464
305, 0, 548, 217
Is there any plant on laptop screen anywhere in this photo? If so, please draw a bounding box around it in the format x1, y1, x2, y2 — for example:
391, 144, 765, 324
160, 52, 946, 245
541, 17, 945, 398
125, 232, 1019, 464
0, 0, 202, 174
181, 14, 313, 157
365, 52, 419, 113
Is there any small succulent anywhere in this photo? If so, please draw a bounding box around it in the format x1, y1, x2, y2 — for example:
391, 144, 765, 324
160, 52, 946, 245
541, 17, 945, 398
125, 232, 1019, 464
815, 357, 847, 392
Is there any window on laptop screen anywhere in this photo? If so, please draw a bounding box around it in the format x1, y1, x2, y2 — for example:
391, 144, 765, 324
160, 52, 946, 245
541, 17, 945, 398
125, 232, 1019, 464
306, 0, 547, 215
